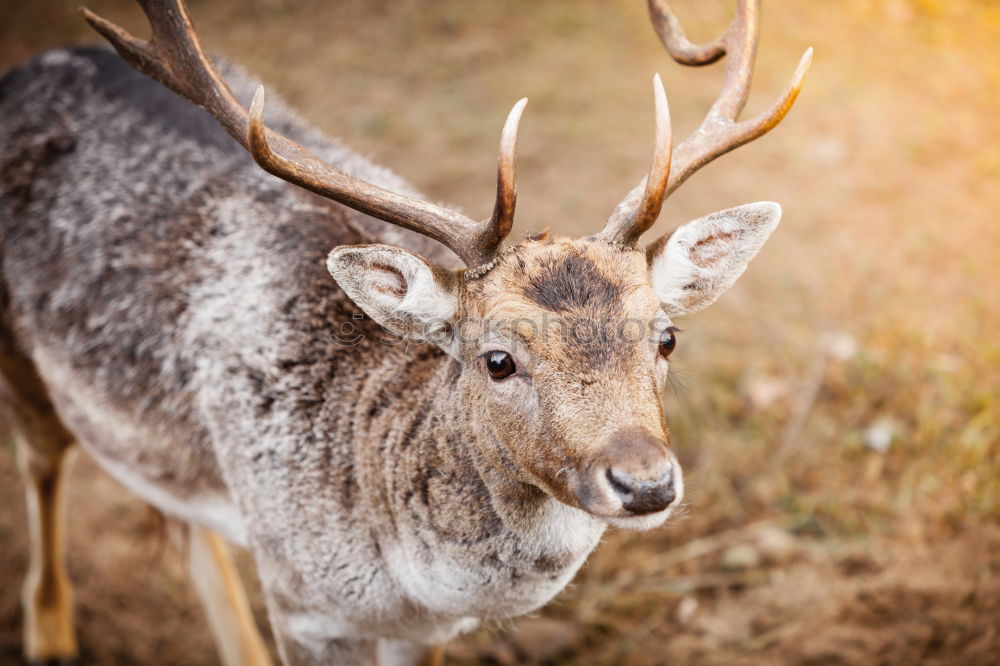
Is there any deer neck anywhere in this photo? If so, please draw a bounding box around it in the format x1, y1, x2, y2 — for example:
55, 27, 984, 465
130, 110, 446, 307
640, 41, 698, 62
370, 348, 605, 568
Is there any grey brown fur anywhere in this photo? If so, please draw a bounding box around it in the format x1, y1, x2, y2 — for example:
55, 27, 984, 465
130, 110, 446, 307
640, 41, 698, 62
0, 40, 785, 665
0, 47, 610, 664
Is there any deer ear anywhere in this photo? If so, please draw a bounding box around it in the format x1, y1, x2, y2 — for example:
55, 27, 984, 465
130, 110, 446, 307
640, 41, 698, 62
327, 245, 460, 351
647, 202, 781, 316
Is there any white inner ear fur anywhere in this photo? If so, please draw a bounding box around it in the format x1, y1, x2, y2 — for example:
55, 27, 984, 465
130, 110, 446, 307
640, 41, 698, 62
327, 245, 458, 353
649, 201, 781, 316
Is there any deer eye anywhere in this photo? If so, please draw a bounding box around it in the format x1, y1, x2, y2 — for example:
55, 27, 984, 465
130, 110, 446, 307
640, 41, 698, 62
658, 327, 678, 359
485, 351, 516, 380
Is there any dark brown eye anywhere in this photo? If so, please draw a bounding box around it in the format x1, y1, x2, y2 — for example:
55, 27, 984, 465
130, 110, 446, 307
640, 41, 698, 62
658, 327, 678, 359
485, 351, 516, 380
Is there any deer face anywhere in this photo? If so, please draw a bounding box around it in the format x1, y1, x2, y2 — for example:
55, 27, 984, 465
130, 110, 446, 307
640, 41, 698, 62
457, 237, 678, 529
328, 202, 780, 529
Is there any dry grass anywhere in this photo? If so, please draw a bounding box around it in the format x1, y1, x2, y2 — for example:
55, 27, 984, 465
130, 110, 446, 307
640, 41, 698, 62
1, 0, 998, 664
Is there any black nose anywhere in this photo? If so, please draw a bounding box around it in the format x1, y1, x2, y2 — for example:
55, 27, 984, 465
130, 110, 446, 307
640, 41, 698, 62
606, 467, 676, 514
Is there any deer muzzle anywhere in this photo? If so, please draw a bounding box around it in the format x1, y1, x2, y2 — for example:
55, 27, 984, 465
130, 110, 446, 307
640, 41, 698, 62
574, 427, 680, 521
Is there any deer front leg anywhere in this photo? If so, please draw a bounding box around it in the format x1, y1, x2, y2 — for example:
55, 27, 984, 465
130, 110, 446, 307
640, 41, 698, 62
17, 440, 78, 665
187, 526, 274, 666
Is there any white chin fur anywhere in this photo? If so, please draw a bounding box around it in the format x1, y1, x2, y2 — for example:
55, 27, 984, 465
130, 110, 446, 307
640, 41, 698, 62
605, 507, 674, 531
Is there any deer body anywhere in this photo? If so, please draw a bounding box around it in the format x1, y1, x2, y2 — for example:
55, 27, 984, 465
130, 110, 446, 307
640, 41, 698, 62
2, 1, 809, 664
2, 46, 606, 661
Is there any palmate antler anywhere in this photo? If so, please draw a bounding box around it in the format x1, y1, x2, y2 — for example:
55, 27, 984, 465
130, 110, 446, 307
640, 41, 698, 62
81, 0, 525, 268
599, 0, 812, 246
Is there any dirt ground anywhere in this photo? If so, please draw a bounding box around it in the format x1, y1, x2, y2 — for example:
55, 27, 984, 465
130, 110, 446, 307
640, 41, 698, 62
1, 0, 998, 664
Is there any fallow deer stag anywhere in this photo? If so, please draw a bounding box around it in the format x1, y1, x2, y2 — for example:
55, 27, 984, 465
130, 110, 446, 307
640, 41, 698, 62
0, 0, 809, 663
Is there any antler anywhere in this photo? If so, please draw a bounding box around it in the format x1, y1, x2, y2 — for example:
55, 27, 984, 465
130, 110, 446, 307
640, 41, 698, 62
81, 0, 524, 269
599, 74, 673, 246
599, 0, 812, 246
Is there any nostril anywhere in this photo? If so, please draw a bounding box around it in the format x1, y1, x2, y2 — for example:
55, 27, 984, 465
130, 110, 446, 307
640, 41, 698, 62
657, 482, 677, 507
606, 468, 634, 499
606, 467, 676, 515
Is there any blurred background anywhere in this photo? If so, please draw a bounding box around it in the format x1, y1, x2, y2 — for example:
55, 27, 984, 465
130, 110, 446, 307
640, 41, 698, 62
1, 0, 998, 663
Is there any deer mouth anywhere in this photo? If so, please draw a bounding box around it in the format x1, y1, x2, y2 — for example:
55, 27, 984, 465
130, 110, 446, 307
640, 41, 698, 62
572, 474, 684, 530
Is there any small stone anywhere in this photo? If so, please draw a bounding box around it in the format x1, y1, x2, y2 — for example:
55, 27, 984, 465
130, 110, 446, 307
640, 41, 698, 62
745, 375, 791, 410
753, 525, 798, 565
821, 332, 858, 361
721, 543, 762, 571
676, 595, 699, 625
811, 136, 848, 166
863, 419, 896, 453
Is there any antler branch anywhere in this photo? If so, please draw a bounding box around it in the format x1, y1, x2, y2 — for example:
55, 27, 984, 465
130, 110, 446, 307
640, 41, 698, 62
82, 0, 524, 269
600, 0, 811, 246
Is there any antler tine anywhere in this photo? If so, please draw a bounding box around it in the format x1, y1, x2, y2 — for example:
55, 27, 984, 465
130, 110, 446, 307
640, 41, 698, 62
601, 0, 811, 246
486, 98, 529, 255
647, 0, 727, 66
662, 0, 812, 196
82, 0, 521, 269
599, 75, 672, 245
668, 44, 812, 197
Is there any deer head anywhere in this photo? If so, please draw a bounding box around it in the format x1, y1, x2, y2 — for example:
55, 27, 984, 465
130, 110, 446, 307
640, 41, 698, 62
85, 0, 810, 529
